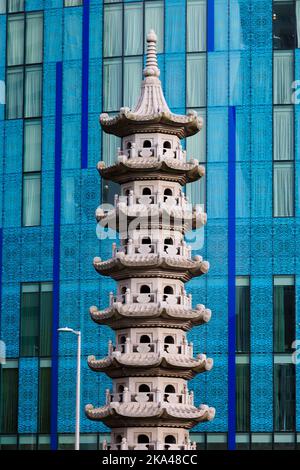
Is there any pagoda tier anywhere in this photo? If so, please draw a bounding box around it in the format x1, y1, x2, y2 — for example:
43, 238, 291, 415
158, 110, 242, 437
92, 251, 209, 282
85, 402, 215, 429
89, 302, 211, 331
87, 352, 213, 380
97, 155, 205, 185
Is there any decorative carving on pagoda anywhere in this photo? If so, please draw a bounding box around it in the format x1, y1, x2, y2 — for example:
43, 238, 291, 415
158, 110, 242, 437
86, 30, 214, 451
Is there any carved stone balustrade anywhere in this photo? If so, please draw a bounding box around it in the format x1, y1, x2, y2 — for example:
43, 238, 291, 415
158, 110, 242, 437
105, 387, 195, 406
116, 143, 187, 162
112, 240, 192, 259
107, 337, 193, 357
113, 191, 188, 209
109, 290, 192, 308
109, 441, 196, 451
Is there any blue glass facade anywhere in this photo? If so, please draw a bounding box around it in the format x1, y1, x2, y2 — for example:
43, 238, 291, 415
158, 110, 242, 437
0, 0, 299, 450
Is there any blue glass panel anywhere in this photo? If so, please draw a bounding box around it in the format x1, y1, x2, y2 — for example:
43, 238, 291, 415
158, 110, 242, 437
62, 63, 82, 115
43, 63, 57, 117
229, 51, 250, 107
2, 230, 21, 282
165, 0, 186, 53
88, 112, 101, 168
207, 107, 228, 162
4, 120, 23, 174
165, 53, 185, 109
196, 354, 228, 431
208, 52, 228, 107
273, 219, 296, 275
236, 162, 250, 218
236, 106, 250, 162
44, 9, 63, 63
236, 220, 250, 274
251, 354, 273, 432
251, 52, 272, 106
40, 226, 54, 279
89, 59, 102, 114
214, 0, 228, 51
89, 3, 102, 59
250, 162, 272, 218
251, 105, 272, 161
63, 7, 83, 61
0, 283, 20, 357
42, 170, 55, 226
60, 225, 81, 281
3, 173, 22, 228
251, 276, 273, 353
18, 358, 39, 433
45, 0, 63, 8
205, 275, 228, 354
25, 0, 44, 10
62, 114, 81, 168
21, 227, 42, 282
207, 163, 228, 218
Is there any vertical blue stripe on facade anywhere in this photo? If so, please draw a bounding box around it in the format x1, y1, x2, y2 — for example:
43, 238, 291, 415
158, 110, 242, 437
207, 0, 214, 52
51, 62, 63, 451
81, 0, 90, 169
0, 228, 2, 337
228, 105, 236, 450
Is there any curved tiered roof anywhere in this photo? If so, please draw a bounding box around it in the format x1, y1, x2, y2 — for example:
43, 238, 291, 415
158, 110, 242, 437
93, 253, 209, 282
95, 204, 207, 234
88, 352, 213, 379
89, 303, 212, 331
100, 30, 202, 139
85, 402, 215, 429
97, 158, 205, 185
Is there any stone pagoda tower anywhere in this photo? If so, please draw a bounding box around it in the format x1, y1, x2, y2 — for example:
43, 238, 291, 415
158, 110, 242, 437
85, 31, 215, 451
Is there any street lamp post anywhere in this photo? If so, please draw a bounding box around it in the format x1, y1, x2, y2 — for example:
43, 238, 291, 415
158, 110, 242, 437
58, 327, 81, 451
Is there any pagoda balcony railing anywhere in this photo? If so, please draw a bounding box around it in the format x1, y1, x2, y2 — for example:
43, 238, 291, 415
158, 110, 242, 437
112, 240, 192, 259
114, 192, 189, 209
110, 291, 192, 308
108, 338, 194, 357
108, 441, 197, 451
117, 144, 187, 162
105, 388, 194, 406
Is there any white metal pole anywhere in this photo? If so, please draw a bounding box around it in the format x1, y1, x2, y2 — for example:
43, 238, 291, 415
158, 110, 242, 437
75, 332, 81, 450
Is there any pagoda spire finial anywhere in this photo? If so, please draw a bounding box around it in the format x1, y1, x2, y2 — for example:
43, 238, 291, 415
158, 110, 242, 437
144, 30, 160, 78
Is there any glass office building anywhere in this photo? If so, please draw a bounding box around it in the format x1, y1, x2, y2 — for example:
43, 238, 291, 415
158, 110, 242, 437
0, 0, 299, 450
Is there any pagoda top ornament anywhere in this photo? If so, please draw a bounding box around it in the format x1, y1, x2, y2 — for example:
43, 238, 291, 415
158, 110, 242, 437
100, 30, 203, 139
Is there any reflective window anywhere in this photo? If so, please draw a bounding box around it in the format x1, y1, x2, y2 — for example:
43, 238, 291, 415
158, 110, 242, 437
6, 11, 43, 119
39, 363, 51, 433
0, 361, 18, 433
187, 0, 207, 52
236, 361, 250, 432
236, 277, 250, 353
64, 0, 83, 6
274, 276, 295, 353
274, 362, 295, 431
273, 1, 297, 49
20, 283, 53, 357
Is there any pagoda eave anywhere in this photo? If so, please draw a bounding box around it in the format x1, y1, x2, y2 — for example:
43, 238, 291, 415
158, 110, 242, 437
100, 110, 203, 140
87, 354, 213, 378
97, 159, 205, 185
85, 403, 215, 429
89, 304, 211, 331
96, 210, 207, 233
93, 254, 209, 282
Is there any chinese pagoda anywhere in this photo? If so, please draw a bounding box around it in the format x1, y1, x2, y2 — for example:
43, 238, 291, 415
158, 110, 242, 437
85, 30, 215, 451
